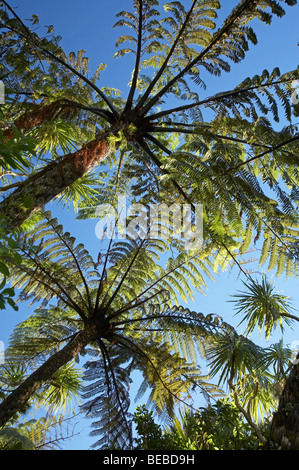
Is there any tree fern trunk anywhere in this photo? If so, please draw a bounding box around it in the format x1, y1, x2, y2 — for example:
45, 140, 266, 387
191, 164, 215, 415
0, 132, 112, 230
0, 326, 97, 428
3, 99, 71, 142
268, 361, 299, 449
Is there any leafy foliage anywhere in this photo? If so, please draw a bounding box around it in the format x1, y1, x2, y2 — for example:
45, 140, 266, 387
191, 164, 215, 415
0, 212, 230, 448
0, 0, 298, 277
0, 0, 299, 451
232, 276, 297, 339
0, 426, 34, 450
19, 413, 79, 450
133, 400, 266, 450
81, 354, 134, 450
0, 413, 79, 450
0, 126, 36, 171
3, 212, 296, 447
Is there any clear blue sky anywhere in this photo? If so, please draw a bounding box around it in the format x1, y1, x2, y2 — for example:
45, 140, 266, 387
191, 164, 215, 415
1, 0, 299, 450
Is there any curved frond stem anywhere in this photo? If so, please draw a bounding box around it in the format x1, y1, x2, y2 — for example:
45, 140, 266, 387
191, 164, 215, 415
204, 133, 269, 149
22, 332, 81, 368
138, 137, 193, 207
114, 312, 214, 332
34, 421, 82, 450
181, 372, 218, 403
159, 121, 285, 149
114, 150, 126, 197
147, 126, 194, 135
60, 99, 116, 123
38, 48, 119, 119
1, 0, 45, 73
107, 288, 167, 321
143, 133, 171, 155
49, 220, 93, 314
99, 238, 147, 314
117, 257, 200, 322
144, 77, 297, 123
140, 0, 255, 116
20, 247, 87, 320
2, 1, 119, 118
147, 125, 265, 150
94, 236, 115, 315
97, 339, 112, 396
230, 135, 299, 171
96, 251, 134, 316
107, 244, 207, 322
219, 158, 299, 277
115, 328, 166, 334
124, 0, 144, 112
163, 121, 210, 128
137, 0, 198, 110
5, 92, 114, 123
221, 241, 249, 278
0, 182, 23, 192
253, 211, 298, 270
4, 90, 48, 99
22, 266, 82, 316
148, 125, 274, 149
141, 138, 254, 279
113, 332, 197, 412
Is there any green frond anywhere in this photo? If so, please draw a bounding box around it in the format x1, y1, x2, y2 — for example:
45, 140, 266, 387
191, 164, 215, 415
0, 128, 36, 172
58, 171, 102, 212
6, 213, 98, 314
20, 413, 78, 450
5, 304, 81, 366
81, 353, 133, 450
234, 369, 278, 422
1, 0, 299, 451
0, 426, 34, 450
31, 120, 81, 159
231, 276, 296, 340
41, 361, 82, 413
206, 329, 265, 386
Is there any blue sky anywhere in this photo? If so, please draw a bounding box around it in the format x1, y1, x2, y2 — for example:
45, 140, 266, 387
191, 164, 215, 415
1, 0, 299, 450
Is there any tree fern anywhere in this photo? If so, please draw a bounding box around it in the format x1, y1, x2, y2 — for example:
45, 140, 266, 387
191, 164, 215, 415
1, 0, 299, 448
0, 213, 232, 446
0, 1, 298, 283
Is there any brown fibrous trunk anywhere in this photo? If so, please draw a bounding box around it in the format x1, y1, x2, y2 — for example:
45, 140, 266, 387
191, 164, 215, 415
268, 361, 299, 449
2, 99, 74, 142
0, 133, 112, 230
1, 98, 114, 230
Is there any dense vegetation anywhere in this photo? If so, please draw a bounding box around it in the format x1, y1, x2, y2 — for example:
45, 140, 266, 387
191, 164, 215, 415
0, 0, 299, 450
